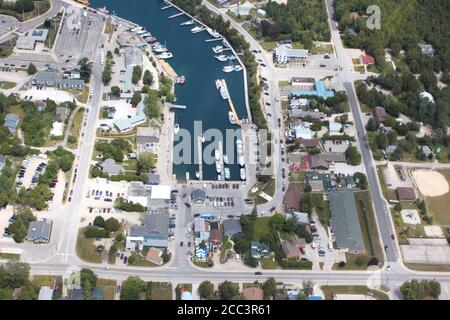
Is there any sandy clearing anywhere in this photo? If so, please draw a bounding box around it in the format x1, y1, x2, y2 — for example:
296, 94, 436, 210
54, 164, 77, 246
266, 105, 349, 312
411, 170, 449, 197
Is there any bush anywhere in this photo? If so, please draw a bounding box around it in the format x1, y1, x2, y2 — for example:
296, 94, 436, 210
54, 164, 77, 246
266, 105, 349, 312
367, 257, 380, 266
127, 255, 136, 265
355, 255, 366, 266
84, 226, 110, 238
93, 216, 105, 228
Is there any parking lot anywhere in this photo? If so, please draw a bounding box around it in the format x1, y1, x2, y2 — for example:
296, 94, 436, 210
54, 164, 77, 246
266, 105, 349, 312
54, 8, 105, 61
0, 206, 14, 240
16, 156, 49, 190
84, 178, 129, 211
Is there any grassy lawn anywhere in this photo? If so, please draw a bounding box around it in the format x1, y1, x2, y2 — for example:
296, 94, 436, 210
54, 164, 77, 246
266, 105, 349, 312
289, 170, 306, 183
68, 108, 85, 149
354, 65, 365, 72
260, 40, 278, 51
405, 263, 450, 273
67, 86, 89, 104
7, 104, 26, 120
0, 81, 16, 89
76, 228, 103, 263
425, 170, 450, 225
376, 166, 398, 201
253, 217, 271, 240
37, 12, 62, 49
97, 278, 117, 300
0, 37, 16, 58
259, 257, 279, 269
310, 43, 334, 54
220, 237, 232, 263
321, 285, 389, 300
31, 275, 56, 287
248, 178, 275, 205
0, 253, 20, 261
333, 253, 373, 270
147, 282, 172, 300
128, 252, 160, 267
0, 0, 50, 21
278, 80, 290, 87
310, 193, 330, 226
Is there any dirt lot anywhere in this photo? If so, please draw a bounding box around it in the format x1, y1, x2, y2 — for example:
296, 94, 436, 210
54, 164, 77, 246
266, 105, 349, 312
411, 170, 449, 197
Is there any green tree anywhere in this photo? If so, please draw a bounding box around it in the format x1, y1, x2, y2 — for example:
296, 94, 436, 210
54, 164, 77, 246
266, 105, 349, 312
0, 261, 30, 288
132, 65, 143, 84
262, 277, 276, 300
137, 152, 157, 173
80, 268, 97, 290
27, 63, 37, 75
345, 146, 361, 165
83, 280, 92, 300
143, 70, 154, 86
15, 0, 35, 13
219, 281, 239, 300
120, 276, 145, 300
270, 213, 285, 231
302, 279, 315, 296
131, 92, 142, 106
366, 117, 378, 131
198, 280, 214, 299
93, 216, 105, 227
104, 217, 120, 232
111, 86, 121, 97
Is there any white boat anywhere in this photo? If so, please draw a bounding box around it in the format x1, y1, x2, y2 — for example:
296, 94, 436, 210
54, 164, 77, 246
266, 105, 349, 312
215, 79, 222, 90
200, 133, 205, 143
139, 32, 151, 37
214, 54, 227, 62
174, 123, 180, 135
137, 30, 148, 35
240, 168, 246, 181
236, 139, 243, 153
195, 171, 200, 179
223, 65, 234, 73
215, 149, 221, 161
206, 27, 220, 38
224, 167, 230, 180
229, 111, 237, 125
215, 161, 222, 174
223, 155, 229, 165
152, 43, 168, 53
181, 20, 195, 26
97, 6, 109, 14
131, 26, 143, 32
157, 52, 173, 59
212, 45, 223, 54
226, 55, 236, 61
217, 174, 222, 181
238, 155, 245, 167
220, 86, 228, 99
234, 65, 243, 72
191, 26, 204, 34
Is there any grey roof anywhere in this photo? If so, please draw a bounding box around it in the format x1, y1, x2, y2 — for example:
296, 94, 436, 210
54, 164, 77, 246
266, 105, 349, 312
147, 173, 160, 185
288, 109, 325, 119
38, 286, 54, 300
4, 113, 19, 134
329, 191, 365, 252
102, 158, 123, 175
191, 189, 206, 203
70, 288, 83, 300
26, 220, 52, 242
130, 214, 169, 238
55, 106, 69, 122
136, 127, 160, 144
128, 181, 151, 197
59, 79, 85, 88
33, 70, 60, 85
222, 219, 242, 237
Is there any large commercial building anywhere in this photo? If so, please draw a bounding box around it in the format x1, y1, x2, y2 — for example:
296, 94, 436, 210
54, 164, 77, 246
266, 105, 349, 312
275, 45, 308, 64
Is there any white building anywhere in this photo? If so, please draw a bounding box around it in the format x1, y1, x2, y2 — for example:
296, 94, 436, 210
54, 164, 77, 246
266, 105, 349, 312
275, 45, 308, 64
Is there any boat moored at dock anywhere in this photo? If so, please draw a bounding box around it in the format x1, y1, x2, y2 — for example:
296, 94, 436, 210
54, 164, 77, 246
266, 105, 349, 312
229, 111, 237, 125
240, 168, 246, 181
181, 19, 195, 26
177, 75, 186, 84
191, 26, 205, 34
234, 65, 243, 72
174, 123, 180, 135
206, 27, 220, 38
156, 51, 173, 59
214, 54, 227, 62
223, 65, 234, 73
224, 167, 230, 180
212, 45, 224, 54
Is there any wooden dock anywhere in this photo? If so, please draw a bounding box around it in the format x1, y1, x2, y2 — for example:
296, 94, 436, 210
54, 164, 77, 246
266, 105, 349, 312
161, 5, 172, 10
206, 38, 222, 42
221, 79, 241, 126
218, 140, 224, 179
168, 12, 184, 19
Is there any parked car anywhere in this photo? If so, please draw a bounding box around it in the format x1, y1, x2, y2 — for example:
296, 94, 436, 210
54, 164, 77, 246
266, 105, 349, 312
180, 241, 184, 247
254, 272, 263, 275
123, 256, 128, 264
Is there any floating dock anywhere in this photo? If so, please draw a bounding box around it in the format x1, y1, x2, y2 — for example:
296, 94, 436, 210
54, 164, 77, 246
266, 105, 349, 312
221, 79, 241, 126
161, 4, 172, 10
218, 140, 224, 179
170, 104, 187, 109
197, 136, 203, 180
168, 12, 184, 19
206, 38, 223, 42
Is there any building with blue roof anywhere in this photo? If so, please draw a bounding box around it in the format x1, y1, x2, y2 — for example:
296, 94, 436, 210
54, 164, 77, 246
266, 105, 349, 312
290, 80, 334, 98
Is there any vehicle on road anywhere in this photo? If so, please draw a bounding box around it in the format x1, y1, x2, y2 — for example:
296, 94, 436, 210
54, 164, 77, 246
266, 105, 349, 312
184, 202, 191, 208
384, 245, 389, 251
123, 256, 128, 264
180, 241, 184, 247
391, 234, 395, 240
254, 272, 263, 275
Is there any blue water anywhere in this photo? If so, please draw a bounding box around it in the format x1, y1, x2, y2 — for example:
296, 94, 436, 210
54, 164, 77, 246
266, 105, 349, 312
91, 0, 248, 181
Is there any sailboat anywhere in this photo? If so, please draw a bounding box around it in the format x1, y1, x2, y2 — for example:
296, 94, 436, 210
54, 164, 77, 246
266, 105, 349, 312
174, 123, 180, 135
223, 61, 234, 73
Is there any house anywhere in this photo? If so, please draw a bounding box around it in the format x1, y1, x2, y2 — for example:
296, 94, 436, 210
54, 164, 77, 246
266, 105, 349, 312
145, 247, 164, 265
309, 152, 346, 170
378, 123, 392, 134
191, 188, 206, 204
287, 289, 299, 300
230, 2, 254, 16
102, 158, 124, 176
136, 127, 160, 152
210, 228, 222, 248
127, 181, 151, 207
421, 145, 434, 159
223, 219, 242, 237
305, 171, 334, 192
275, 45, 309, 64
242, 287, 264, 300
4, 113, 19, 134
59, 79, 85, 91
16, 29, 49, 50
250, 241, 270, 258
63, 69, 81, 79
32, 69, 60, 87
285, 211, 309, 225
55, 106, 69, 122
38, 286, 53, 300
360, 54, 375, 65
290, 80, 334, 98
289, 109, 325, 120
290, 235, 306, 249
70, 288, 84, 300
282, 241, 301, 258
373, 106, 387, 123
419, 43, 435, 57
26, 219, 52, 243
289, 98, 310, 108
385, 145, 397, 155
329, 191, 365, 252
126, 214, 170, 250
256, 8, 266, 17
92, 287, 104, 300
146, 173, 160, 185
294, 125, 312, 140
396, 187, 416, 201
329, 121, 343, 134
35, 100, 46, 112
298, 138, 318, 148
0, 154, 5, 171
345, 175, 357, 188
283, 184, 302, 212
291, 77, 315, 86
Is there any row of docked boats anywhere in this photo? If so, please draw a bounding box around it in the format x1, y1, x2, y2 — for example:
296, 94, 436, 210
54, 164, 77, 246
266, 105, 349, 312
215, 79, 228, 100
213, 141, 246, 181
212, 46, 243, 72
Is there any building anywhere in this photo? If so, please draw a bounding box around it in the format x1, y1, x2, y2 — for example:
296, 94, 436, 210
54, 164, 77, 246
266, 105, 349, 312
102, 158, 124, 176
126, 214, 169, 250
250, 241, 270, 258
32, 70, 60, 87
396, 187, 416, 201
136, 127, 160, 152
285, 211, 309, 225
70, 288, 83, 300
329, 191, 365, 252
230, 2, 254, 16
26, 219, 52, 243
146, 173, 160, 185
419, 43, 435, 56
59, 79, 85, 91
290, 235, 306, 249
345, 175, 357, 188
291, 77, 315, 86
289, 98, 310, 108
309, 152, 346, 170
256, 9, 266, 17
4, 113, 19, 134
275, 45, 308, 64
373, 106, 388, 123
242, 287, 264, 300
222, 219, 242, 237
290, 80, 334, 98
360, 54, 375, 65
305, 171, 334, 192
298, 138, 318, 149
217, 0, 239, 8
329, 121, 343, 134
421, 145, 433, 159
113, 99, 146, 132
55, 106, 69, 122
92, 287, 104, 300
35, 100, 46, 112
283, 184, 302, 212
16, 29, 49, 50
127, 181, 151, 207
181, 291, 193, 300
282, 241, 301, 258
294, 125, 312, 140
38, 286, 53, 300
210, 228, 222, 249
289, 109, 325, 120
191, 189, 206, 204
145, 247, 164, 265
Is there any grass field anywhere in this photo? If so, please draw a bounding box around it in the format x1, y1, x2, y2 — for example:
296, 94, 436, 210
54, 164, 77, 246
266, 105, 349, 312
0, 38, 16, 58
253, 217, 271, 240
128, 252, 160, 267
425, 170, 450, 225
76, 228, 103, 263
147, 282, 172, 300
0, 0, 50, 21
0, 253, 20, 261
405, 263, 450, 273
220, 237, 232, 263
259, 257, 279, 269
31, 275, 56, 288
68, 108, 84, 149
97, 278, 117, 300
321, 285, 389, 300
0, 81, 16, 89
248, 178, 275, 205
37, 12, 62, 49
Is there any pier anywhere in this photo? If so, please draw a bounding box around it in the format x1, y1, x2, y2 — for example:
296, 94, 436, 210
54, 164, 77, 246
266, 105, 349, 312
197, 136, 203, 180
218, 140, 224, 179
170, 104, 187, 109
221, 79, 241, 126
168, 12, 184, 19
161, 4, 172, 10
205, 38, 223, 42
158, 59, 178, 79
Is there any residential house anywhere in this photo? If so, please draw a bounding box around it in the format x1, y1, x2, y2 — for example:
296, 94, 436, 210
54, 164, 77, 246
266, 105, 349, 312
329, 121, 343, 134
283, 184, 302, 212
396, 187, 416, 201
385, 145, 397, 155
419, 43, 435, 56
345, 175, 357, 188
38, 286, 53, 300
136, 126, 160, 152
378, 123, 392, 134
145, 247, 164, 265
223, 219, 242, 237
250, 241, 270, 258
282, 241, 301, 258
309, 152, 346, 170
305, 171, 334, 192
230, 2, 254, 16
26, 219, 52, 243
92, 287, 104, 300
242, 287, 264, 300
329, 191, 365, 252
4, 113, 19, 134
297, 138, 318, 149
360, 54, 375, 65
55, 106, 69, 122
126, 214, 170, 250
421, 145, 434, 159
373, 106, 387, 123
102, 158, 124, 176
